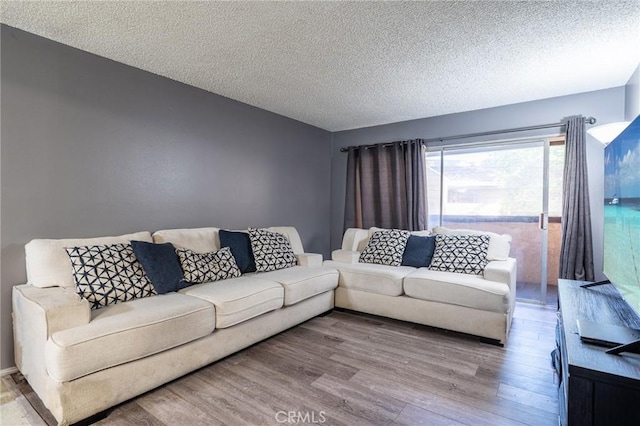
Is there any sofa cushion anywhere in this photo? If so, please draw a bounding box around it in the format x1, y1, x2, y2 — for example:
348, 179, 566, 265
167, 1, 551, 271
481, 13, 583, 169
429, 234, 490, 275
359, 229, 411, 266
255, 266, 338, 306
248, 228, 297, 272
25, 231, 153, 289
180, 277, 284, 328
331, 249, 361, 264
152, 227, 220, 253
219, 230, 257, 273
176, 246, 241, 284
65, 243, 157, 310
401, 235, 436, 267
403, 268, 510, 313
323, 260, 415, 296
131, 241, 188, 294
45, 293, 216, 382
431, 226, 511, 261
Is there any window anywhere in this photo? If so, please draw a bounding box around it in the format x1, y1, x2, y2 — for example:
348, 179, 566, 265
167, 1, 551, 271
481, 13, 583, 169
426, 136, 566, 301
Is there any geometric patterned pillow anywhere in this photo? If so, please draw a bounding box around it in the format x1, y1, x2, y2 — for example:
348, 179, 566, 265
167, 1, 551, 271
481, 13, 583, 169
65, 243, 157, 310
175, 246, 241, 284
248, 228, 297, 272
359, 229, 411, 266
428, 234, 490, 275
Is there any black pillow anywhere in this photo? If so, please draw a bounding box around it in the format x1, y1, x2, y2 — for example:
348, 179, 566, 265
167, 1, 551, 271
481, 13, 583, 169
401, 235, 436, 267
219, 230, 256, 274
131, 240, 188, 294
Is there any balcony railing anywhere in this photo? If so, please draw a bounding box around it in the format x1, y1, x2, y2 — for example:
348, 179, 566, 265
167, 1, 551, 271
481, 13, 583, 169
432, 215, 561, 286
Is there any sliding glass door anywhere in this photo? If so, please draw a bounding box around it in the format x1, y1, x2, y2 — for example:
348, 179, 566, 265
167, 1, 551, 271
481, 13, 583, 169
426, 138, 564, 304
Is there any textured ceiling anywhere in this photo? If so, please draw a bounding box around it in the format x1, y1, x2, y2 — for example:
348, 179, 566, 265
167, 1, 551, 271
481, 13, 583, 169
2, 1, 639, 131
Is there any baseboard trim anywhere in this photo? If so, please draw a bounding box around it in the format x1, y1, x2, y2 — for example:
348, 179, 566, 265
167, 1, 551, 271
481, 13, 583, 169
1, 366, 18, 377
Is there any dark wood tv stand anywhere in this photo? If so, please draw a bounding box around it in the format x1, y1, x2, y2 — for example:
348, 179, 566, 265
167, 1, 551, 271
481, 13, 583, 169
555, 279, 640, 425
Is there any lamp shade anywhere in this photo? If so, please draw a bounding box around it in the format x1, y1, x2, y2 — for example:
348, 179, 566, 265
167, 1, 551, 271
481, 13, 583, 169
587, 121, 631, 145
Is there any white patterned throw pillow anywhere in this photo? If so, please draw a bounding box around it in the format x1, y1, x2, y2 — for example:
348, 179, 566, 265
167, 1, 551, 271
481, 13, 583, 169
248, 228, 297, 272
359, 229, 411, 266
65, 243, 157, 310
429, 234, 490, 275
176, 246, 241, 284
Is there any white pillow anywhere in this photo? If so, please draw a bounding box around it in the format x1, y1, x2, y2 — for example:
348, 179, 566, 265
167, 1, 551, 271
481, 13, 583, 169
431, 226, 511, 261
25, 231, 153, 288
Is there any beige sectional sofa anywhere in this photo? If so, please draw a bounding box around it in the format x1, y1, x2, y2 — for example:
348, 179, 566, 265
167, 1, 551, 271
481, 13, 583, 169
12, 226, 338, 426
324, 227, 517, 344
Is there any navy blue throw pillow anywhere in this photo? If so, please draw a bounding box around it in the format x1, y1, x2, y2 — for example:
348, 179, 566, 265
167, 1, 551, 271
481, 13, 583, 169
401, 235, 436, 267
131, 240, 188, 294
219, 230, 256, 273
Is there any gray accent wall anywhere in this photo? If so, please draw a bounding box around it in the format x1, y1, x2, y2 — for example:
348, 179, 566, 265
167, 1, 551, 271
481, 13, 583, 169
331, 87, 626, 282
0, 25, 332, 369
625, 64, 640, 120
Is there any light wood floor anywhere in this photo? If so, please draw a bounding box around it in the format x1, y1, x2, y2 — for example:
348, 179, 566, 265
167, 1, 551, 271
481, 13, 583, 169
516, 282, 558, 306
1, 302, 559, 425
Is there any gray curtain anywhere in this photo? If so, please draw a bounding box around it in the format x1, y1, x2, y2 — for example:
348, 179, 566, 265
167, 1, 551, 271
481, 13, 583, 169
344, 139, 427, 231
559, 116, 595, 281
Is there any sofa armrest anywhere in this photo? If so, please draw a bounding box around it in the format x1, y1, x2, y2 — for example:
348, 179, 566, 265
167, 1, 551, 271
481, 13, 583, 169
484, 258, 517, 289
13, 285, 90, 338
331, 249, 360, 264
296, 253, 323, 267
12, 285, 90, 376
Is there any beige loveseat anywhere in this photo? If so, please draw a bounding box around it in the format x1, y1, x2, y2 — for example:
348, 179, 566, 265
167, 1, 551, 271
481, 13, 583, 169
324, 227, 517, 344
12, 226, 338, 425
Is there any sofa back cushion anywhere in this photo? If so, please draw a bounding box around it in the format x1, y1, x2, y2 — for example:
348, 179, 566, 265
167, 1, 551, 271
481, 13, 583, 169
152, 227, 220, 253
431, 226, 511, 261
339, 227, 432, 253
152, 226, 304, 255
340, 228, 370, 252
25, 231, 153, 288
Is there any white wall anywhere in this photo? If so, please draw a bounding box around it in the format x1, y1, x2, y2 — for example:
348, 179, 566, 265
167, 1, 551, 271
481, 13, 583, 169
625, 64, 640, 120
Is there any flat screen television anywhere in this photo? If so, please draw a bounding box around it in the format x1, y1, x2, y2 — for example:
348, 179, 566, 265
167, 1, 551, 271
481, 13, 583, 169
589, 114, 640, 354
603, 115, 640, 309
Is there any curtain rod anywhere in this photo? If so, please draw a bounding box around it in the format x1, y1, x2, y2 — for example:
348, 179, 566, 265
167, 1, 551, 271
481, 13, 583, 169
339, 117, 597, 152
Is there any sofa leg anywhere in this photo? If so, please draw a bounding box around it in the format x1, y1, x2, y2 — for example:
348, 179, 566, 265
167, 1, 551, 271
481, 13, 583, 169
480, 337, 504, 347
71, 409, 110, 426
317, 309, 334, 317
